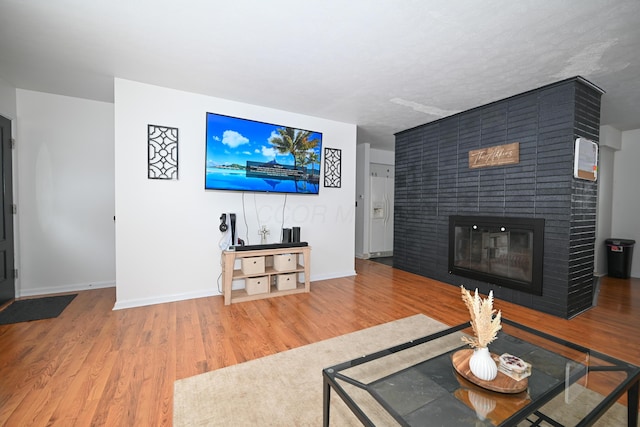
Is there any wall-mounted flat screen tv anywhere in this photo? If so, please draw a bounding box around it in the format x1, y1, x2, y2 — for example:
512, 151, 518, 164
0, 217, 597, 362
205, 112, 322, 194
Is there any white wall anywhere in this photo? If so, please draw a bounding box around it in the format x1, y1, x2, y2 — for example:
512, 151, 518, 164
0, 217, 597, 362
595, 145, 615, 274
114, 79, 357, 309
0, 76, 17, 120
16, 90, 115, 296
354, 143, 369, 258
595, 125, 622, 275
611, 128, 640, 277
370, 147, 394, 165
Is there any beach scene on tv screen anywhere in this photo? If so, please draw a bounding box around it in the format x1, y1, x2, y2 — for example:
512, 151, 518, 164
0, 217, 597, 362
205, 113, 322, 194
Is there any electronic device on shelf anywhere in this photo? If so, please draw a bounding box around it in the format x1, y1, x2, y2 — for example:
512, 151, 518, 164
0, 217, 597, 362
219, 212, 238, 250
228, 242, 308, 252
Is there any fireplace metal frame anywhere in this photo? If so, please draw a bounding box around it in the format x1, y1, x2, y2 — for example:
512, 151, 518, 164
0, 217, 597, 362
448, 215, 545, 295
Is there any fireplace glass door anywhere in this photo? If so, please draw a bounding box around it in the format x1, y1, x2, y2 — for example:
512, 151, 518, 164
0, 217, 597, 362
449, 216, 544, 295
455, 226, 533, 282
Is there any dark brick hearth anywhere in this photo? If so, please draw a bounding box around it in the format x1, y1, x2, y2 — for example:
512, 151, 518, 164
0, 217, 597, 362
393, 77, 603, 318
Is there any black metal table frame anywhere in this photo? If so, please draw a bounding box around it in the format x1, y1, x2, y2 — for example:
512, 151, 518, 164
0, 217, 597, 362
322, 318, 640, 427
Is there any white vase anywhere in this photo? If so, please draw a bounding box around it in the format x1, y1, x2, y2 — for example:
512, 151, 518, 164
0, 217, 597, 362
469, 347, 498, 381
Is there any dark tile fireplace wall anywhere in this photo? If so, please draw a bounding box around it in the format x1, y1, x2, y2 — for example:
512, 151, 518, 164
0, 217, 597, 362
393, 77, 603, 318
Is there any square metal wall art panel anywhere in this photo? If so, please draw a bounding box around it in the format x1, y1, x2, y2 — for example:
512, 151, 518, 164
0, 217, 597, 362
148, 124, 178, 179
324, 147, 341, 188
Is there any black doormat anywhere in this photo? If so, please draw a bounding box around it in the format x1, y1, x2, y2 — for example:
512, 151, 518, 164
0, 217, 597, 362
0, 294, 77, 325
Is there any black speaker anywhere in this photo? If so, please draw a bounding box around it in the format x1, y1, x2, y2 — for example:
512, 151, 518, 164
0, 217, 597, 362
219, 214, 228, 232
292, 227, 301, 242
282, 228, 292, 243
230, 213, 236, 245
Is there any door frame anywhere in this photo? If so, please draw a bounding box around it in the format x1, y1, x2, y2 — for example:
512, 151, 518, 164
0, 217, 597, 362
0, 114, 15, 305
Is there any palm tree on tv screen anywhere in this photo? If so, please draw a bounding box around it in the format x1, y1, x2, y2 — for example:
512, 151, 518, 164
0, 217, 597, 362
296, 150, 320, 191
269, 127, 320, 191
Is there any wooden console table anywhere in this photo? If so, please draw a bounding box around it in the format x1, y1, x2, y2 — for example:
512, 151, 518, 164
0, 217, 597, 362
222, 246, 311, 305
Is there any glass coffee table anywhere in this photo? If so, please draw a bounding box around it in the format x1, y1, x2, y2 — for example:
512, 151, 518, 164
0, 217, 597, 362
322, 318, 639, 426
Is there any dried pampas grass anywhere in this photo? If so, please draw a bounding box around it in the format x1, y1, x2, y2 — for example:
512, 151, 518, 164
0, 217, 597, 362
460, 286, 502, 348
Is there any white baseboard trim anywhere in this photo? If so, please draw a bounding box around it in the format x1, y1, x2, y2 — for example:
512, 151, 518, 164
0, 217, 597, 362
356, 252, 393, 260
17, 280, 115, 298
13, 271, 359, 310
310, 270, 357, 281
369, 251, 393, 258
113, 289, 220, 310
112, 271, 357, 310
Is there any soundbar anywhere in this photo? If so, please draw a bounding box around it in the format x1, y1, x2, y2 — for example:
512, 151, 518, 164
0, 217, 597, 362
229, 242, 308, 251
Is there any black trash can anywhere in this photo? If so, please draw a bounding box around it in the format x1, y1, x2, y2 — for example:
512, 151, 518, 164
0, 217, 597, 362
605, 238, 635, 278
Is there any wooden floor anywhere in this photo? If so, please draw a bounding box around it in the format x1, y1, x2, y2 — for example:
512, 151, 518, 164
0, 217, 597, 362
0, 258, 638, 426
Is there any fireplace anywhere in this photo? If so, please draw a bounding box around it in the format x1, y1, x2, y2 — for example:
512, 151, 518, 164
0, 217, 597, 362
448, 216, 544, 295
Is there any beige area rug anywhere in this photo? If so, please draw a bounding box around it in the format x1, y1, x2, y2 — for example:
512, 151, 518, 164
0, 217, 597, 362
174, 314, 631, 426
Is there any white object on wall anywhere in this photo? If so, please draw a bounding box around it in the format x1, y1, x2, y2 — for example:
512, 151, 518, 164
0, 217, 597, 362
369, 163, 394, 257
113, 78, 357, 309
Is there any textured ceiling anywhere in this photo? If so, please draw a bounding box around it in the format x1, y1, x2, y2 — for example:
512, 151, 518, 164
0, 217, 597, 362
1, 0, 639, 150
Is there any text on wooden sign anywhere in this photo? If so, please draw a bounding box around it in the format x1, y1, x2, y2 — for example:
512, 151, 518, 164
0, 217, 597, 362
469, 142, 519, 169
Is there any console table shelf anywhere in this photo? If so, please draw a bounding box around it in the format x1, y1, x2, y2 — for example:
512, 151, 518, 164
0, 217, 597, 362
222, 246, 311, 305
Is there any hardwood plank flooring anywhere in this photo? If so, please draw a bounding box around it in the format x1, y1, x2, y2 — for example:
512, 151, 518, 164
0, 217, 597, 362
0, 258, 638, 426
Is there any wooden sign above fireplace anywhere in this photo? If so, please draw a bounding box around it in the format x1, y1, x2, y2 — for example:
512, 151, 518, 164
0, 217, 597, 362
468, 142, 519, 169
